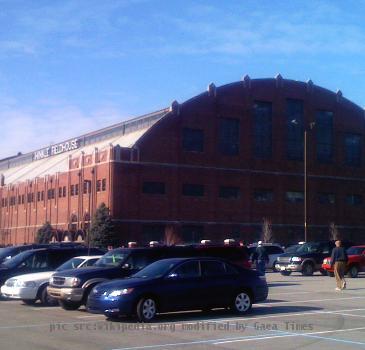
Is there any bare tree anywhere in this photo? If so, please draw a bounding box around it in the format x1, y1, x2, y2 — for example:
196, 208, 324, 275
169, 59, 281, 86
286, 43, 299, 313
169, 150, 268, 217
261, 218, 273, 243
164, 225, 182, 245
329, 222, 340, 241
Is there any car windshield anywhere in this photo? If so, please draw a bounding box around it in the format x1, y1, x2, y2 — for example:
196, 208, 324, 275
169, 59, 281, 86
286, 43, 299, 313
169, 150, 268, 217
94, 250, 129, 267
296, 242, 322, 254
285, 245, 300, 253
347, 247, 364, 255
56, 257, 85, 271
132, 260, 177, 279
1, 250, 34, 268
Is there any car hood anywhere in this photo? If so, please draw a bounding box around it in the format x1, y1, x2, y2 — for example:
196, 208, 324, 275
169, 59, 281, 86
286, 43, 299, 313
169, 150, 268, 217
95, 277, 157, 292
52, 266, 120, 279
8, 271, 54, 283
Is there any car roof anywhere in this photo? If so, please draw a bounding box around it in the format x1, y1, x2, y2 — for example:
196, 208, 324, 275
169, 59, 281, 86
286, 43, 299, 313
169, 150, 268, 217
153, 257, 228, 264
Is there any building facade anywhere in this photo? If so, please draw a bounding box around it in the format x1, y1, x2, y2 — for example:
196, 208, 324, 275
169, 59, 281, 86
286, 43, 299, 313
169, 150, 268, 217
1, 76, 365, 246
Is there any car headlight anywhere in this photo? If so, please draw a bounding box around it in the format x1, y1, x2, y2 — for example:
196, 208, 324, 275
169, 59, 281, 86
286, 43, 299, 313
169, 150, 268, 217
108, 288, 134, 297
64, 277, 81, 287
291, 257, 302, 262
15, 281, 37, 288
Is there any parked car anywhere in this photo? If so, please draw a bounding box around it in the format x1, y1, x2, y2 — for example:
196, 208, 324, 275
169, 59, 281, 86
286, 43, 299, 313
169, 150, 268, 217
248, 244, 284, 271
275, 240, 354, 276
1, 255, 101, 305
48, 244, 250, 311
86, 257, 268, 322
0, 246, 104, 287
0, 244, 48, 265
322, 245, 365, 278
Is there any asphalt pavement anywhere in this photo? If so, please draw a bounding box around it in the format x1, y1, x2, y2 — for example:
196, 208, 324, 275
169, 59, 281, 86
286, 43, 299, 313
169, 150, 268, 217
0, 271, 364, 350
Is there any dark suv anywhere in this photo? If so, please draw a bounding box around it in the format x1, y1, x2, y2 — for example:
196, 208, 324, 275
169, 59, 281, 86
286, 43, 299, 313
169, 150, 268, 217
275, 240, 353, 276
0, 246, 104, 286
48, 244, 250, 310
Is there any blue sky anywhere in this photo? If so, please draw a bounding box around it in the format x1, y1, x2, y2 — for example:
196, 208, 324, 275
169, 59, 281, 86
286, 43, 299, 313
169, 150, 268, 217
1, 0, 365, 159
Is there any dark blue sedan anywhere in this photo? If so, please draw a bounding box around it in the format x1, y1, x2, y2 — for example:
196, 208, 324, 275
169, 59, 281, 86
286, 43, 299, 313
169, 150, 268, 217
87, 257, 268, 322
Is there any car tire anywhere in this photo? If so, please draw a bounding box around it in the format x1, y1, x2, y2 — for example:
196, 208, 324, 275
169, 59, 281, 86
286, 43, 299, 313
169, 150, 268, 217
280, 271, 292, 276
327, 271, 334, 277
136, 297, 157, 322
22, 299, 36, 305
39, 285, 58, 306
58, 300, 82, 310
347, 265, 359, 278
302, 263, 314, 276
231, 290, 252, 314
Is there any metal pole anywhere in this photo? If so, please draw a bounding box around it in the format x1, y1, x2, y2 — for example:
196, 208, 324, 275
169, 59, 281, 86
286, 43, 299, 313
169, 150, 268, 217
304, 130, 307, 242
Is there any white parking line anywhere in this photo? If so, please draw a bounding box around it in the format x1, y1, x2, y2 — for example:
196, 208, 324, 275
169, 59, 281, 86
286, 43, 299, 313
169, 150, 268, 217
256, 296, 365, 306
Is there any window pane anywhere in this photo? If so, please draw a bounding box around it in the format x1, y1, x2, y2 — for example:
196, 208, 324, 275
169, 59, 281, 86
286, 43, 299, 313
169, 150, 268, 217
254, 189, 273, 202
219, 186, 240, 199
182, 128, 204, 152
254, 101, 272, 159
285, 191, 304, 203
182, 184, 204, 197
346, 194, 363, 206
142, 182, 165, 195
287, 99, 304, 160
219, 118, 240, 155
316, 111, 333, 163
201, 260, 226, 276
181, 225, 203, 243
318, 192, 335, 204
344, 133, 361, 166
173, 261, 200, 278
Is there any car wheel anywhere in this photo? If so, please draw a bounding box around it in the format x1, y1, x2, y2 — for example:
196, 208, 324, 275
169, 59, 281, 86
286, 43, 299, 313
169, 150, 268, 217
232, 291, 252, 314
136, 297, 157, 322
58, 300, 82, 310
302, 263, 314, 276
22, 299, 36, 305
347, 265, 359, 278
39, 285, 58, 306
327, 271, 334, 277
280, 271, 292, 276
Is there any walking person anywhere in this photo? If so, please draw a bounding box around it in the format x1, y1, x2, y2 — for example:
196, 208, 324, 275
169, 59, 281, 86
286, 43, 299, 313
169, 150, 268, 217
330, 240, 348, 291
251, 241, 269, 276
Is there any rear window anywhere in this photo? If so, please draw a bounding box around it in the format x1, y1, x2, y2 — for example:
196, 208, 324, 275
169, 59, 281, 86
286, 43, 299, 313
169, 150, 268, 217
201, 260, 226, 276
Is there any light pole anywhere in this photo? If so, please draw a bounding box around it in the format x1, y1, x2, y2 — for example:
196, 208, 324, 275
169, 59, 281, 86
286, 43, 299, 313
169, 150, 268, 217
303, 122, 315, 243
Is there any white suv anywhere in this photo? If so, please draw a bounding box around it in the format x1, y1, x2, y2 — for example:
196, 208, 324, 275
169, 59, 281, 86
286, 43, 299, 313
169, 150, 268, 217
248, 243, 284, 271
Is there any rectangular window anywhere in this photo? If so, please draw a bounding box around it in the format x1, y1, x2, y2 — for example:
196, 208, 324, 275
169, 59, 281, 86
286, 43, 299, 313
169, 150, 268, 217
287, 99, 304, 160
62, 186, 66, 197
219, 118, 240, 155
318, 192, 335, 204
346, 194, 363, 206
182, 184, 204, 197
22, 194, 25, 204
253, 101, 272, 159
219, 186, 240, 199
37, 192, 41, 201
285, 191, 304, 203
58, 187, 62, 198
102, 179, 106, 191
83, 181, 90, 194
75, 184, 79, 195
182, 128, 204, 152
41, 191, 44, 201
96, 180, 101, 192
142, 182, 165, 195
316, 110, 333, 163
181, 225, 204, 243
254, 189, 273, 202
27, 193, 34, 203
70, 185, 75, 196
18, 195, 21, 204
344, 133, 361, 167
1, 198, 4, 207
47, 189, 55, 200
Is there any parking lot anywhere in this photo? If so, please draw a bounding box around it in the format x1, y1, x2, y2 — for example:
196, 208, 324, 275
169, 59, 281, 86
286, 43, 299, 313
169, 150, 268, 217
1, 272, 364, 350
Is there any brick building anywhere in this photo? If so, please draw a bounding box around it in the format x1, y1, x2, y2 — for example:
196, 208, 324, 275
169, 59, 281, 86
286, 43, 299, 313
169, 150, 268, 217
1, 76, 365, 246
